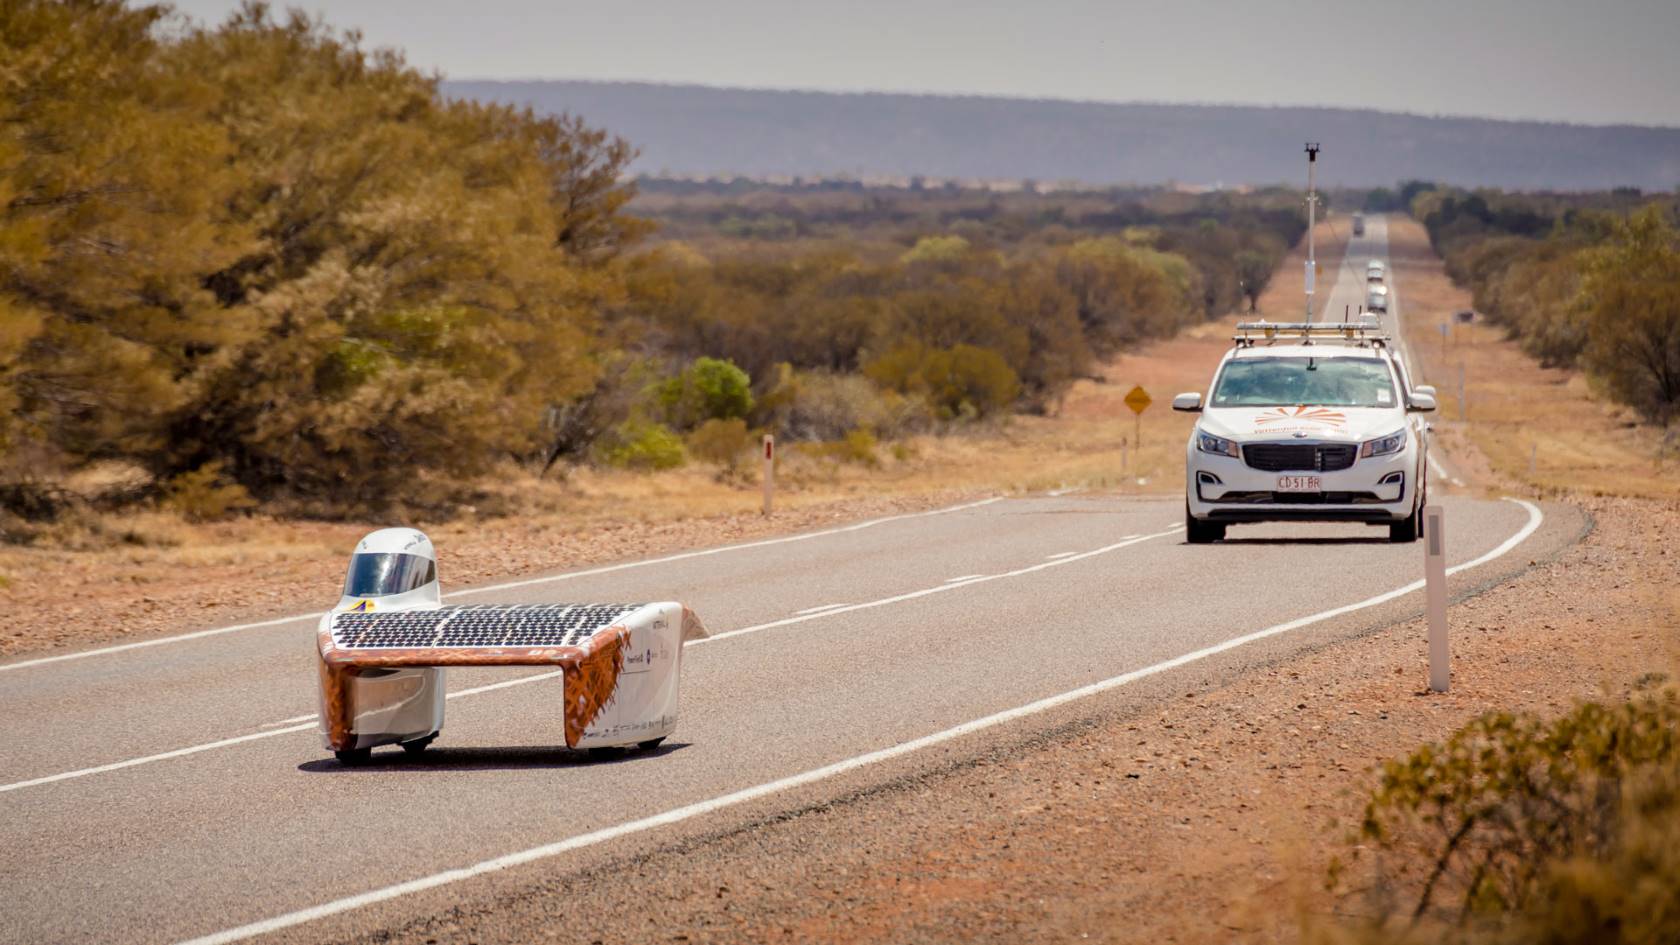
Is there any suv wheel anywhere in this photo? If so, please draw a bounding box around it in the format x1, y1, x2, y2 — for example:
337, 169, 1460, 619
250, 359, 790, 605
1389, 491, 1423, 543
1185, 505, 1226, 544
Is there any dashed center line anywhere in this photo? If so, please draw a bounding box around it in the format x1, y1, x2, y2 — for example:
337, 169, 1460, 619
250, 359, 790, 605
793, 603, 850, 616
175, 498, 1547, 945
0, 528, 1180, 795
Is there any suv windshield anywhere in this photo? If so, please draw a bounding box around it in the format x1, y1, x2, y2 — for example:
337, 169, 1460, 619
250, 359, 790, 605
1211, 357, 1397, 408
343, 552, 436, 597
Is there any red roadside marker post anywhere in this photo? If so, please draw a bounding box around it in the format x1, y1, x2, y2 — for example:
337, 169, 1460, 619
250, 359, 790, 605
762, 434, 775, 517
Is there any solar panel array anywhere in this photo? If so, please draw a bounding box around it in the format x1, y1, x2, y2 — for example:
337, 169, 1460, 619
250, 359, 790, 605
330, 603, 644, 650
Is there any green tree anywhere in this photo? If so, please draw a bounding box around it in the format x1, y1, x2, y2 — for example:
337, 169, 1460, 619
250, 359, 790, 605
864, 342, 1020, 420
1579, 207, 1680, 425
1, 0, 243, 478
655, 357, 755, 430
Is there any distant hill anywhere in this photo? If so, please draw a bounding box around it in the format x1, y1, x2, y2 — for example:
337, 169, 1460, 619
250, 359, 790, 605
443, 80, 1680, 192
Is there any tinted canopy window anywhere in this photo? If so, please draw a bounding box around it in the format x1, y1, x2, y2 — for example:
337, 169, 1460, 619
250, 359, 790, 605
343, 553, 436, 597
1212, 357, 1397, 408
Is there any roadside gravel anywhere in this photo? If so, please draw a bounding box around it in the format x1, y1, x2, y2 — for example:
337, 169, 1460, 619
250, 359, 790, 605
0, 490, 984, 660
347, 496, 1674, 945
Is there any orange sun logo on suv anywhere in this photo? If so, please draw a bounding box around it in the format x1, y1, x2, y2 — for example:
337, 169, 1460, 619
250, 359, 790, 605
1254, 405, 1347, 427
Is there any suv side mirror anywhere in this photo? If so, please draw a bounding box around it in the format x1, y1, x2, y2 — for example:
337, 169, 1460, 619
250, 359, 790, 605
1171, 392, 1203, 412
1408, 392, 1437, 413
1414, 384, 1437, 397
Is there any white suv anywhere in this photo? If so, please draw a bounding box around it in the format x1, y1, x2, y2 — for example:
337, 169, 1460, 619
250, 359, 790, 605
1173, 322, 1435, 543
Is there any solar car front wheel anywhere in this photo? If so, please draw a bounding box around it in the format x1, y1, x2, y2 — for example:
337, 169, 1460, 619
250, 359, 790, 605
400, 733, 438, 756
334, 747, 373, 765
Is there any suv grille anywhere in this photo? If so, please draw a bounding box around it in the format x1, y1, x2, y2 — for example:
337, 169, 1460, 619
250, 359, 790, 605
1243, 442, 1358, 472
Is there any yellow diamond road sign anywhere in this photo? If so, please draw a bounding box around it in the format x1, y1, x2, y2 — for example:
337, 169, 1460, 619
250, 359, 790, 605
1124, 385, 1152, 415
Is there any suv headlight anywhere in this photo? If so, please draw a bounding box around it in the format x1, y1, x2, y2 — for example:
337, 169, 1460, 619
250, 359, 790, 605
1360, 429, 1407, 457
1196, 430, 1239, 458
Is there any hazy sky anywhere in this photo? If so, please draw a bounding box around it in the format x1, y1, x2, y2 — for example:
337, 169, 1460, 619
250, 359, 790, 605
165, 0, 1680, 127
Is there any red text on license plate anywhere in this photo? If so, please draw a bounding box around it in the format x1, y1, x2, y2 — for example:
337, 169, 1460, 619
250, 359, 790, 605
1277, 475, 1322, 492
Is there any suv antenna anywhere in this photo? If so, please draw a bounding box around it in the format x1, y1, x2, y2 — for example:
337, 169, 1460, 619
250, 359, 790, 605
1304, 143, 1320, 324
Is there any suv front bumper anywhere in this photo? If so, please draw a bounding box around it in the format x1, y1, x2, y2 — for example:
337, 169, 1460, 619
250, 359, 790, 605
1186, 447, 1415, 523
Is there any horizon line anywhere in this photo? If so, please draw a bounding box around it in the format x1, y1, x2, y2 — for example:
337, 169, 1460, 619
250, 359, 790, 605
439, 75, 1680, 134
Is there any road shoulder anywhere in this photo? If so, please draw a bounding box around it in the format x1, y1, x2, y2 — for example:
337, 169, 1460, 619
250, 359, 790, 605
304, 493, 1679, 945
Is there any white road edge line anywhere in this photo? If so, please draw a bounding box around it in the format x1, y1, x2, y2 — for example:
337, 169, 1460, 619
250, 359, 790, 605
1426, 451, 1465, 488
0, 671, 571, 795
942, 574, 985, 583
1044, 551, 1079, 560
176, 498, 1545, 945
0, 525, 1178, 795
0, 496, 1004, 674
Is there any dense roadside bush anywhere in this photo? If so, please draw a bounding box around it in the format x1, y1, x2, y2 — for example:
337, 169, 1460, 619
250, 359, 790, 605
1321, 686, 1680, 945
864, 343, 1021, 421
0, 1, 638, 511
1411, 185, 1680, 425
0, 1, 1307, 523
593, 420, 684, 471
652, 356, 755, 431
753, 368, 923, 442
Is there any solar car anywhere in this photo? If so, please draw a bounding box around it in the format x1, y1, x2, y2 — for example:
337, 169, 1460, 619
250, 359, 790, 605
315, 528, 707, 764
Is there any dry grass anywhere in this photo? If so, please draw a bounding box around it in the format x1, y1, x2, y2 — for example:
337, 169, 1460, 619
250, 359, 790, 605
0, 216, 1356, 659
1386, 215, 1680, 501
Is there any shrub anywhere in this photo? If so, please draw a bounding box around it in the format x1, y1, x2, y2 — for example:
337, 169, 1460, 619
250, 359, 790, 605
864, 343, 1021, 421
759, 368, 922, 441
799, 427, 881, 468
685, 417, 754, 474
163, 462, 256, 522
1324, 686, 1680, 944
900, 234, 971, 265
1580, 208, 1680, 425
655, 357, 755, 431
593, 421, 685, 471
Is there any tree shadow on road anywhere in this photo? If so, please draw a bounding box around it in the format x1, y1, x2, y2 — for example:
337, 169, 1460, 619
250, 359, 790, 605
296, 741, 689, 774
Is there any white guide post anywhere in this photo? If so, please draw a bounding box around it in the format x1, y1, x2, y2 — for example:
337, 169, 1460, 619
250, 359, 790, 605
1304, 142, 1319, 322
1424, 505, 1449, 692
761, 434, 775, 516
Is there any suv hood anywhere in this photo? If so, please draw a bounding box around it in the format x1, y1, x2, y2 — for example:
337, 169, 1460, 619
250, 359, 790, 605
1199, 405, 1404, 443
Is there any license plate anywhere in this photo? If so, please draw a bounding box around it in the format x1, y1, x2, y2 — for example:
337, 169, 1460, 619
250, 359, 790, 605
1276, 475, 1322, 492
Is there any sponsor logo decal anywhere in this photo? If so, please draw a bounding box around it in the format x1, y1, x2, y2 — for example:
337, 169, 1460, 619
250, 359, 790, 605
1253, 405, 1348, 432
349, 600, 376, 612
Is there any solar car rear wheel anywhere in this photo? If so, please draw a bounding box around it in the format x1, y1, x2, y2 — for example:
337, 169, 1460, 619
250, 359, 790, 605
400, 733, 437, 756
334, 747, 372, 765
637, 737, 666, 751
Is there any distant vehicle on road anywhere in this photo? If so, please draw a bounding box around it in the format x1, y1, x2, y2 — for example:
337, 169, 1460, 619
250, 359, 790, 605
1173, 320, 1435, 544
1366, 259, 1385, 281
1366, 283, 1389, 312
1352, 214, 1365, 236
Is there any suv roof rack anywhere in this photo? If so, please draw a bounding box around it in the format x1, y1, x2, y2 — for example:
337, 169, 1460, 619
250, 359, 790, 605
1233, 320, 1390, 348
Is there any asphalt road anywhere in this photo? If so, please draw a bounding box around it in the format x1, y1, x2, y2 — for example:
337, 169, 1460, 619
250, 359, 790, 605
0, 219, 1579, 945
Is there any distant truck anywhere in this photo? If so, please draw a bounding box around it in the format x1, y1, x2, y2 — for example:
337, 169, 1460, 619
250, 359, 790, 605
1352, 214, 1365, 236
